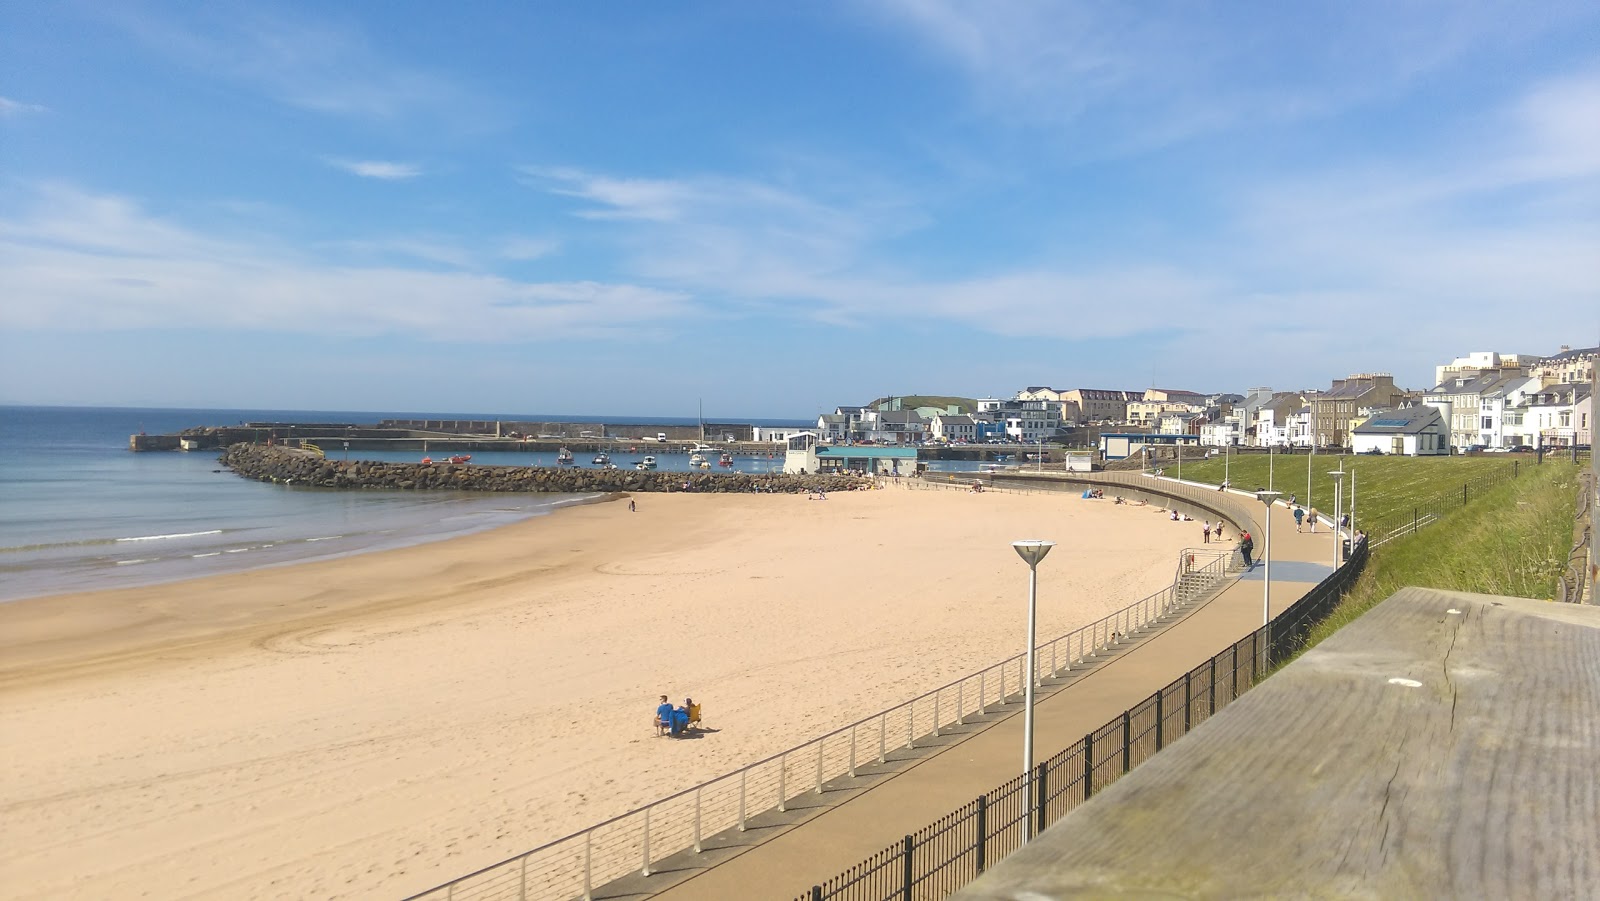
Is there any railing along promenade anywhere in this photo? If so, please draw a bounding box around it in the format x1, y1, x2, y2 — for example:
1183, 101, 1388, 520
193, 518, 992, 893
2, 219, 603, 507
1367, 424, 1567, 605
790, 536, 1371, 901
403, 485, 1248, 901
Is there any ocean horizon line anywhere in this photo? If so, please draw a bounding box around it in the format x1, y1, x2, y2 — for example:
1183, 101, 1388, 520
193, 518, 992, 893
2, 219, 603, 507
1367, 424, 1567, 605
0, 403, 815, 429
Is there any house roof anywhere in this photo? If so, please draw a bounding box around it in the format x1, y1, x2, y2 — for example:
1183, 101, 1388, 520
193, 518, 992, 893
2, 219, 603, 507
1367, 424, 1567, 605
936, 414, 975, 425
877, 410, 925, 425
1353, 406, 1443, 435
1540, 345, 1599, 362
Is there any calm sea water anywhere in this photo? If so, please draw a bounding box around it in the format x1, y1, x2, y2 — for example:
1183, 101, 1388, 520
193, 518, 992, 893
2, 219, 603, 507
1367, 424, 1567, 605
0, 405, 811, 602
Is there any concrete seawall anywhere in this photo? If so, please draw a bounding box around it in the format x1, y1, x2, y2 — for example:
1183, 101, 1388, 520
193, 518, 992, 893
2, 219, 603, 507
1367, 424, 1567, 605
219, 444, 865, 494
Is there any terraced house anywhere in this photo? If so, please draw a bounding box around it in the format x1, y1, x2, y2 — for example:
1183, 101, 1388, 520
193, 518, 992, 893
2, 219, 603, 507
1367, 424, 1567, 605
1309, 374, 1406, 448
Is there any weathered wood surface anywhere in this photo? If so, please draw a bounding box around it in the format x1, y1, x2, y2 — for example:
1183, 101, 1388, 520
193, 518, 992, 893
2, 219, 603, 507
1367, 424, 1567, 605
952, 586, 1600, 899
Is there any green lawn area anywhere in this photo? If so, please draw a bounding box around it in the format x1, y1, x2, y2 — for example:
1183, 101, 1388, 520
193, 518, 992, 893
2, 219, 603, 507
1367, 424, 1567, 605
1168, 452, 1531, 532
1298, 460, 1582, 653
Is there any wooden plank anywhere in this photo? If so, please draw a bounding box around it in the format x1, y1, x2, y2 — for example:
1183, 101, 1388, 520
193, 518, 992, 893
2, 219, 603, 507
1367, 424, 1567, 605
952, 586, 1600, 899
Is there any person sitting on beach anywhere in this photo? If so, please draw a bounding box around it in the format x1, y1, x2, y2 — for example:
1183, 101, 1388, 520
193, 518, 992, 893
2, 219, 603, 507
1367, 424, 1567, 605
655, 695, 674, 736
1170, 509, 1180, 521
670, 704, 691, 737
1115, 496, 1125, 504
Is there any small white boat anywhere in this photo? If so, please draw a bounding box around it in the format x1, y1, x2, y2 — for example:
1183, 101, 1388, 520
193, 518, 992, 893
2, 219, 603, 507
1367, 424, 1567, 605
557, 448, 574, 464
689, 452, 707, 465
636, 456, 658, 470
592, 452, 610, 465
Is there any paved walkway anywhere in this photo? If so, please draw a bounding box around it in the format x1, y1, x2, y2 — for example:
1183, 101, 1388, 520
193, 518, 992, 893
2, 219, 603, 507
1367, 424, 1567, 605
641, 493, 1341, 901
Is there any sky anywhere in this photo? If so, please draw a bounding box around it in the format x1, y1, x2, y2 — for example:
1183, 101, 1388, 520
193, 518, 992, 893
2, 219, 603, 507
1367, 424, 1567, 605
2, 1, 1597, 420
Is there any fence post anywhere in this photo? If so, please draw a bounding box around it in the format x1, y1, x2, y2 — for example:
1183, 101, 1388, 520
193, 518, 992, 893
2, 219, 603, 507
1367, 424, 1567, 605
694, 788, 703, 852
901, 834, 915, 901
975, 794, 988, 873
979, 670, 986, 713
1184, 670, 1193, 733
1121, 711, 1131, 773
1464, 483, 1468, 505
1251, 630, 1260, 684
778, 754, 788, 812
933, 689, 940, 737
1155, 690, 1165, 752
519, 854, 527, 901
1035, 761, 1048, 835
1083, 733, 1094, 801
1209, 656, 1217, 715
907, 703, 915, 749
584, 831, 593, 900
879, 713, 888, 764
1413, 506, 1418, 534
641, 806, 652, 876
816, 739, 825, 794
738, 770, 747, 831
812, 886, 822, 901
957, 681, 965, 726
849, 725, 857, 777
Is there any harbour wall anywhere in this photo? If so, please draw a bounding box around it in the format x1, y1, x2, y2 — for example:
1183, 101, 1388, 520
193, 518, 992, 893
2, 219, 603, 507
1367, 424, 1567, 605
220, 444, 864, 494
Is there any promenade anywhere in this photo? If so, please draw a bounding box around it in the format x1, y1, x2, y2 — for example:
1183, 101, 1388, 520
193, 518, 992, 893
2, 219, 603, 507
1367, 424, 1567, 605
648, 486, 1340, 901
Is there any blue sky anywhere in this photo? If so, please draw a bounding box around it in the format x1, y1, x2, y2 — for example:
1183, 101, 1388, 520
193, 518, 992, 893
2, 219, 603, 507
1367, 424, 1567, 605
2, 1, 1596, 419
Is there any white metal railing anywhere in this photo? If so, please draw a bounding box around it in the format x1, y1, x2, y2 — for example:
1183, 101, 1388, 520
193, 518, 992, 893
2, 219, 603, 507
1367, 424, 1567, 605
402, 548, 1239, 901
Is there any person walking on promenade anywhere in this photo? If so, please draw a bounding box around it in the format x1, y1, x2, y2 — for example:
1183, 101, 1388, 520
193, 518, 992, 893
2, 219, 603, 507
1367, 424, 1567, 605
1307, 507, 1319, 533
1214, 520, 1225, 541
1202, 520, 1212, 543
1293, 506, 1305, 532
1239, 531, 1255, 568
629, 498, 637, 512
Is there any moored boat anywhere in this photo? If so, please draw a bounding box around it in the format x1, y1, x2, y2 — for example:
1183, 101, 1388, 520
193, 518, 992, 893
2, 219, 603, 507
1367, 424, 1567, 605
557, 448, 574, 464
636, 456, 658, 470
592, 452, 610, 465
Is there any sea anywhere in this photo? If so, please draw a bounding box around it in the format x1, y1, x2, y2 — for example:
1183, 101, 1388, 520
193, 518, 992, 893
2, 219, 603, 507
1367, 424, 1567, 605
0, 405, 820, 602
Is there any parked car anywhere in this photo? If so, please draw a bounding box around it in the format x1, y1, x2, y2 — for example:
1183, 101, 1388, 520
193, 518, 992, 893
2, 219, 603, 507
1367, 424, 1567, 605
1360, 448, 1384, 455
1466, 444, 1486, 453
1509, 444, 1534, 453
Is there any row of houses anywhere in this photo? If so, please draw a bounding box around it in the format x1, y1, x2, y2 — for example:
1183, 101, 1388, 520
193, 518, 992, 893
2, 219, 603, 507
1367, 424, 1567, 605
794, 344, 1595, 455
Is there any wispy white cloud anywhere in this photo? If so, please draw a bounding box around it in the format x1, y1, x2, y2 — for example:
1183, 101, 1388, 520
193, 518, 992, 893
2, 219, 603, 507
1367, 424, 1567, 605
869, 0, 1596, 151
328, 159, 422, 180
0, 96, 48, 117
97, 6, 492, 126
0, 184, 688, 341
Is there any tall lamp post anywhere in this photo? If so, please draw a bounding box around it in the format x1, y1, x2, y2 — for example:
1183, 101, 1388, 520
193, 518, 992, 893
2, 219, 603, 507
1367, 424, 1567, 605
1256, 490, 1281, 629
1328, 469, 1346, 569
1012, 539, 1055, 842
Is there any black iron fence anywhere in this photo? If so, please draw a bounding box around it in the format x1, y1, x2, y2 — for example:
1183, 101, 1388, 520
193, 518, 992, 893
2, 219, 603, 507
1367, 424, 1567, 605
794, 538, 1370, 901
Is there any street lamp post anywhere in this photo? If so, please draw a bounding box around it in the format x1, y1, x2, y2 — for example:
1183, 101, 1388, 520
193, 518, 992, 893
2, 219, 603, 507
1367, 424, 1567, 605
1328, 469, 1346, 569
1256, 490, 1281, 664
1268, 441, 1275, 492
1012, 539, 1055, 842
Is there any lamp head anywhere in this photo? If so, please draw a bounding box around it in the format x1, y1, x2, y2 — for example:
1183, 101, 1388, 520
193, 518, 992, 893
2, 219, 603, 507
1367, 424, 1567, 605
1256, 489, 1282, 505
1012, 539, 1055, 567
1328, 469, 1346, 481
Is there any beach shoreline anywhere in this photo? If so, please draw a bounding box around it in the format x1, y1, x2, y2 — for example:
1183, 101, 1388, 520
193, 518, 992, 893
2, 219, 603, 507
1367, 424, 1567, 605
0, 485, 1203, 899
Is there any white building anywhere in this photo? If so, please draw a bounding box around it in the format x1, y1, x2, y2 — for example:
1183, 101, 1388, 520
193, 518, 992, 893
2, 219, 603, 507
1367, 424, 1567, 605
1199, 415, 1245, 448
928, 413, 976, 443
1350, 406, 1450, 456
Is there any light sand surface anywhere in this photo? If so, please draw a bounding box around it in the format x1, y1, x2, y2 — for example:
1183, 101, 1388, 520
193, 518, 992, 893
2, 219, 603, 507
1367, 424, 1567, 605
0, 485, 1199, 899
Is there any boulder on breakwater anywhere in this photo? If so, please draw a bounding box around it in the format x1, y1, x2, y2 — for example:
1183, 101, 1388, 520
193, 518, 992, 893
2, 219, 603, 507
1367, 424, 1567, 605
219, 444, 870, 495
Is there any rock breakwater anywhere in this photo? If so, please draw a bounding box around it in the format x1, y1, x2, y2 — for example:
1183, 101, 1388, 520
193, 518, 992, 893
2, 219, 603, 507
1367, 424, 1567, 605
220, 444, 868, 494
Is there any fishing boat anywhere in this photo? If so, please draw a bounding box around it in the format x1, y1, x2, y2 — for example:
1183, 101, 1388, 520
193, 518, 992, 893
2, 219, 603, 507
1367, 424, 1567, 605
557, 448, 574, 464
718, 452, 733, 467
636, 456, 658, 470
592, 452, 611, 465
421, 454, 472, 465
689, 451, 707, 466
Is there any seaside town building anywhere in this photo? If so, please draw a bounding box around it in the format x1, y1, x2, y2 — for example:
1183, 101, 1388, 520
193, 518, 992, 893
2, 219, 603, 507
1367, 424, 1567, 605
1059, 388, 1141, 424
1308, 374, 1405, 448
1522, 383, 1594, 449
1253, 392, 1306, 447
1531, 345, 1599, 387
1349, 406, 1450, 456
928, 413, 977, 443
1433, 351, 1533, 387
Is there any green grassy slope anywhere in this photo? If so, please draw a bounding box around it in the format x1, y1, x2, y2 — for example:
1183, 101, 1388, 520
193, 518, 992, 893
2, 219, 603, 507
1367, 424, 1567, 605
1169, 453, 1525, 529
1301, 461, 1581, 651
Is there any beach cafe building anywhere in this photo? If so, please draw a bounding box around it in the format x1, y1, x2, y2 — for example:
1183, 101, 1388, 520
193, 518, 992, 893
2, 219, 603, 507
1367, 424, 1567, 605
1098, 432, 1200, 462
783, 433, 918, 476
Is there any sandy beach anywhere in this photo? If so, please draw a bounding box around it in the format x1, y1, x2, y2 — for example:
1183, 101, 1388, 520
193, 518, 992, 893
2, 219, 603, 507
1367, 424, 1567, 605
0, 484, 1203, 899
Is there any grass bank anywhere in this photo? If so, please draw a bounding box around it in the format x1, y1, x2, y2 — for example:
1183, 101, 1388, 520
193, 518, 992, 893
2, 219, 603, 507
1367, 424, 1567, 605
1167, 453, 1528, 528
1299, 459, 1582, 652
